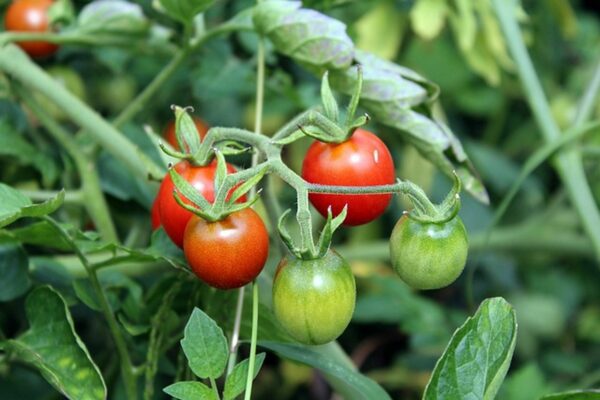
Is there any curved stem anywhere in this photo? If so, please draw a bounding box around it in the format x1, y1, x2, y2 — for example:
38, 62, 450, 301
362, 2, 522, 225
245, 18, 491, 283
42, 217, 137, 400
492, 0, 600, 260
19, 189, 83, 204
244, 281, 259, 400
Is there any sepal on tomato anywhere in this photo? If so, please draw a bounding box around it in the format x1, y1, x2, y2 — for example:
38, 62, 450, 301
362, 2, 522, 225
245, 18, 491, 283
408, 171, 462, 224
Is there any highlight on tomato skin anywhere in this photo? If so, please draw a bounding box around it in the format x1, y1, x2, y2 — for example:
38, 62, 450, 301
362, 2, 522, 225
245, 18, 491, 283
155, 160, 246, 248
183, 208, 269, 290
163, 116, 209, 151
389, 214, 469, 290
272, 250, 356, 345
4, 0, 59, 58
301, 128, 396, 226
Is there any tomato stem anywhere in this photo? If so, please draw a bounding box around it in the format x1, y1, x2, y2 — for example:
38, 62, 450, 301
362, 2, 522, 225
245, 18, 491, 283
244, 281, 259, 400
226, 287, 246, 375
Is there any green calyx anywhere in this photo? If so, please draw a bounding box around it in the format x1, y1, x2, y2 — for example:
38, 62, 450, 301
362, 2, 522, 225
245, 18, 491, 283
297, 66, 368, 144
278, 206, 347, 260
406, 171, 462, 224
169, 150, 269, 223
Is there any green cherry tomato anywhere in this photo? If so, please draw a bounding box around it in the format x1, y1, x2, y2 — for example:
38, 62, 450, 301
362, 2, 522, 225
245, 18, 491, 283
389, 214, 468, 290
272, 251, 356, 345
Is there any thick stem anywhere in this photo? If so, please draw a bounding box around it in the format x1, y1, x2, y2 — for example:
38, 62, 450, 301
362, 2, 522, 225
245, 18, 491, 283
0, 44, 163, 180
244, 281, 259, 400
492, 0, 600, 260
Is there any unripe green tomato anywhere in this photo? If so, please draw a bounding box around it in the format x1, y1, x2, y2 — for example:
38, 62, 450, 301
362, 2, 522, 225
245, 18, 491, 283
35, 66, 86, 120
389, 214, 468, 290
93, 74, 137, 114
272, 251, 356, 345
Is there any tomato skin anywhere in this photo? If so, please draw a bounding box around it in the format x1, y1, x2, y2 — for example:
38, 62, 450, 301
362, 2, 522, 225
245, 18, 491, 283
150, 197, 160, 230
183, 208, 269, 289
4, 0, 58, 58
389, 215, 468, 290
301, 128, 396, 226
272, 251, 356, 345
163, 116, 209, 151
157, 161, 245, 248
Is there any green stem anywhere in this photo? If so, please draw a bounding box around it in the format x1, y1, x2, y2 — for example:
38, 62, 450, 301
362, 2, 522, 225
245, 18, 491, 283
573, 59, 600, 126
226, 287, 245, 375
250, 38, 266, 199
19, 189, 83, 204
210, 377, 221, 400
0, 44, 163, 180
16, 85, 118, 242
492, 0, 600, 260
244, 281, 259, 400
42, 217, 137, 400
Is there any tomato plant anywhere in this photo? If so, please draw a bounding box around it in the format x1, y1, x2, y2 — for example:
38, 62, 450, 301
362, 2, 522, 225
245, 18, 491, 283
163, 115, 209, 150
302, 128, 396, 226
389, 214, 468, 290
150, 197, 160, 230
4, 0, 58, 58
156, 160, 244, 248
183, 208, 269, 289
272, 251, 356, 345
33, 66, 86, 120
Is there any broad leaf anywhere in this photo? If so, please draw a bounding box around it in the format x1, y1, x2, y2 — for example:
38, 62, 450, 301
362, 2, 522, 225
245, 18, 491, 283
0, 243, 31, 301
253, 1, 354, 69
423, 297, 517, 400
223, 353, 266, 400
4, 287, 106, 399
163, 381, 217, 400
0, 120, 58, 186
158, 0, 216, 24
181, 308, 229, 379
259, 341, 391, 400
78, 0, 149, 35
0, 184, 64, 228
540, 390, 600, 400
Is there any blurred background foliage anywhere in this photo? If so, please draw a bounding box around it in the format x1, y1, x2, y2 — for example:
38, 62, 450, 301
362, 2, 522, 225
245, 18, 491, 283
1, 0, 599, 399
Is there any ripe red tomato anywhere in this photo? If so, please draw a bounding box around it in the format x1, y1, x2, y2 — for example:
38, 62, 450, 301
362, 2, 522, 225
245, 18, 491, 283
301, 128, 396, 226
163, 116, 209, 151
157, 160, 245, 248
151, 197, 161, 230
4, 0, 59, 58
183, 208, 269, 289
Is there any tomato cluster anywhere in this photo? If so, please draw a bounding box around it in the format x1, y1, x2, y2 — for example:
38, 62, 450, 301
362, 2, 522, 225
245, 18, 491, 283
153, 121, 267, 290
4, 0, 58, 58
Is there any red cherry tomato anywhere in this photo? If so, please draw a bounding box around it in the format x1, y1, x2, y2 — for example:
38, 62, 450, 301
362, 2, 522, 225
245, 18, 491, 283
163, 116, 209, 151
184, 208, 269, 289
156, 160, 245, 248
4, 0, 59, 58
301, 128, 396, 226
151, 197, 161, 230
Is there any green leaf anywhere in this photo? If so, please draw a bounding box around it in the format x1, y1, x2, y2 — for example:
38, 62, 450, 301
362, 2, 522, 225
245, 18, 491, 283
329, 51, 488, 203
1, 220, 72, 251
410, 0, 448, 40
77, 0, 149, 35
259, 341, 391, 400
0, 243, 31, 302
253, 1, 354, 70
540, 390, 600, 400
163, 381, 217, 400
0, 184, 64, 229
158, 0, 216, 25
180, 308, 229, 379
0, 120, 58, 186
223, 353, 266, 400
423, 297, 517, 400
169, 166, 212, 211
4, 287, 106, 400
354, 0, 403, 60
